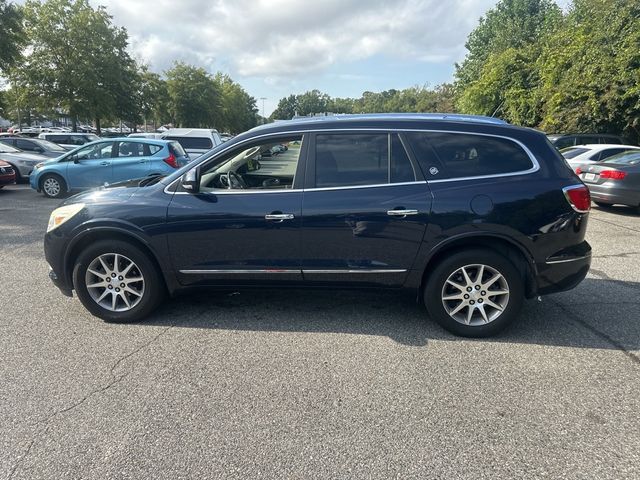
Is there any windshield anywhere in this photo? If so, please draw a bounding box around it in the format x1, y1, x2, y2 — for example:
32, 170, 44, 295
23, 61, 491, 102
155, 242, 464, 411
32, 138, 67, 152
560, 147, 589, 159
601, 151, 640, 165
0, 143, 20, 153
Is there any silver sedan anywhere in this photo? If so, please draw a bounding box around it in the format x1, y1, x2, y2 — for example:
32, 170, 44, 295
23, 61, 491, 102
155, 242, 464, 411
0, 142, 50, 181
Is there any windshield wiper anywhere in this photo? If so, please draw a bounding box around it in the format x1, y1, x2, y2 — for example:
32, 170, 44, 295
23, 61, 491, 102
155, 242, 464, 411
138, 173, 166, 187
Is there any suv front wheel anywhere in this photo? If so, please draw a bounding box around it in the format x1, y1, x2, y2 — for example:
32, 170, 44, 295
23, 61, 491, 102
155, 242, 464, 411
424, 249, 524, 337
72, 240, 164, 322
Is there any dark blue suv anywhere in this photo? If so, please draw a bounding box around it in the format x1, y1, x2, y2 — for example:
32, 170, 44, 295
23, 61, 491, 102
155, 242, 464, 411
44, 114, 592, 337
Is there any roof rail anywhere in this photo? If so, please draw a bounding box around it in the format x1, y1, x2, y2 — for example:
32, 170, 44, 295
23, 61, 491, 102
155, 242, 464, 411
283, 113, 508, 125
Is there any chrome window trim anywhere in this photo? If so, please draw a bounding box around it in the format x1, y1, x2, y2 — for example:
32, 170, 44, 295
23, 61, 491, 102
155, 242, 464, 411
165, 128, 540, 194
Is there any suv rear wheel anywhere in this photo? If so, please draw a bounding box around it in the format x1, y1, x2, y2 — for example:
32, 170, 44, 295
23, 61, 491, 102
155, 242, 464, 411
72, 240, 164, 322
424, 249, 524, 337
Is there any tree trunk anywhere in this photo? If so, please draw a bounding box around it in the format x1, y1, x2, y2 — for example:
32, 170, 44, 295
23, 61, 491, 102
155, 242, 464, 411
72, 116, 77, 132
95, 117, 101, 136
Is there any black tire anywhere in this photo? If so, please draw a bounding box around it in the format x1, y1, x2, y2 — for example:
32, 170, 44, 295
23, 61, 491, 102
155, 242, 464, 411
424, 248, 524, 337
594, 201, 612, 208
40, 173, 67, 199
72, 240, 165, 323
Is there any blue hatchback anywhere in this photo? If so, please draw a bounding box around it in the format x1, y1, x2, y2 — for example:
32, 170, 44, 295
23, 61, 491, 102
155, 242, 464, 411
30, 137, 190, 198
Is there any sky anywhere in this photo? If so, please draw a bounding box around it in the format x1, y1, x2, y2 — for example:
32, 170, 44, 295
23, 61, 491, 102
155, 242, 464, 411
45, 0, 569, 116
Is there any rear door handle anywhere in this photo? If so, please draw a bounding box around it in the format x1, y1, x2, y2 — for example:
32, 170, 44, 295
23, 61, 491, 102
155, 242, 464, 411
387, 209, 418, 216
265, 213, 295, 221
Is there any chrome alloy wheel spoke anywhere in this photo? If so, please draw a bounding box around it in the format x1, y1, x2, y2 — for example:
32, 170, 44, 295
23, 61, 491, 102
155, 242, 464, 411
85, 253, 145, 312
441, 263, 510, 327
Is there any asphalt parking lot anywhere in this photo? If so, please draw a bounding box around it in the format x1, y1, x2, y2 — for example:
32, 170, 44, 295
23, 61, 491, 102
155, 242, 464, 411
1, 183, 639, 479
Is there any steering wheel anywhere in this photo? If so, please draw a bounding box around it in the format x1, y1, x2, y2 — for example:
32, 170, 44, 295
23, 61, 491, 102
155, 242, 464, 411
224, 171, 246, 189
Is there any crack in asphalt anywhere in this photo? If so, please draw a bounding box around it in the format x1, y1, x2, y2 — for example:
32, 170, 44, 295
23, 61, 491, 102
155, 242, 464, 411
590, 216, 640, 234
550, 299, 640, 366
7, 324, 175, 480
592, 251, 640, 259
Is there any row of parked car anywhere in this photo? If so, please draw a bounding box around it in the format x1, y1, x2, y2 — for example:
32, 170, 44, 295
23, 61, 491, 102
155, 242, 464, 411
0, 128, 229, 196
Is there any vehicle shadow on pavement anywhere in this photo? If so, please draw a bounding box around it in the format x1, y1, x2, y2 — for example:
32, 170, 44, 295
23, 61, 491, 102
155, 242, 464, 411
139, 277, 640, 351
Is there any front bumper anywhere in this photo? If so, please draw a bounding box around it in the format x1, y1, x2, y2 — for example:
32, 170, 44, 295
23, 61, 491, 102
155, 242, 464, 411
48, 268, 73, 297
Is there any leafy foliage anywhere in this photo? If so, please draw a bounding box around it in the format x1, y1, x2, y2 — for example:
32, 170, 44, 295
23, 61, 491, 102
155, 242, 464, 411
0, 0, 24, 74
455, 0, 640, 142
271, 85, 456, 120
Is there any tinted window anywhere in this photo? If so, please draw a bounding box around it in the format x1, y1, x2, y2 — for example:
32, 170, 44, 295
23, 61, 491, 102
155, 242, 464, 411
602, 151, 640, 165
16, 139, 38, 151
596, 148, 627, 161
316, 134, 387, 187
406, 132, 533, 180
390, 135, 416, 183
314, 134, 416, 188
554, 137, 575, 149
561, 147, 589, 159
165, 136, 213, 150
48, 135, 68, 143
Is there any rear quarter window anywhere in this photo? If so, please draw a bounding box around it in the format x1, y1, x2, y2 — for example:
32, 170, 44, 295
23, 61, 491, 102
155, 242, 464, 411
406, 132, 534, 180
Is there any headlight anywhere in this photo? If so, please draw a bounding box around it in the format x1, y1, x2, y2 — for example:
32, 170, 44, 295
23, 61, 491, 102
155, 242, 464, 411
47, 203, 85, 232
35, 162, 45, 169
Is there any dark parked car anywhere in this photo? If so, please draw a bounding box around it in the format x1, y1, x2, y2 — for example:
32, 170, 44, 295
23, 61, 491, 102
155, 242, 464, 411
547, 133, 627, 149
44, 114, 591, 337
0, 136, 68, 158
576, 150, 640, 212
0, 160, 16, 188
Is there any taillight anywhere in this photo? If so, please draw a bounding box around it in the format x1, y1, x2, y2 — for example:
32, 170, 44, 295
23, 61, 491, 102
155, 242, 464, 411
163, 152, 178, 168
599, 170, 626, 180
575, 167, 582, 175
563, 185, 591, 213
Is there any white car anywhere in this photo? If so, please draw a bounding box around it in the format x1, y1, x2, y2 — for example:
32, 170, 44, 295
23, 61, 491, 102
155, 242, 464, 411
561, 144, 640, 170
161, 128, 222, 158
38, 132, 100, 150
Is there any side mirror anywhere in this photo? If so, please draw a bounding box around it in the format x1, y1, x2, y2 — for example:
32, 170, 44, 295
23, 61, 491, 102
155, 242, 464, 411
181, 168, 199, 193
72, 156, 79, 164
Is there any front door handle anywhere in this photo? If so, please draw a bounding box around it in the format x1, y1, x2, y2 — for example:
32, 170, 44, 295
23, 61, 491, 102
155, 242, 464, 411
265, 213, 295, 221
100, 161, 111, 166
387, 209, 419, 217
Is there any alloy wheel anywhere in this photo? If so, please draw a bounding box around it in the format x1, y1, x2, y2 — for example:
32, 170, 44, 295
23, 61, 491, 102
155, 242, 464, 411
441, 264, 510, 326
85, 253, 145, 312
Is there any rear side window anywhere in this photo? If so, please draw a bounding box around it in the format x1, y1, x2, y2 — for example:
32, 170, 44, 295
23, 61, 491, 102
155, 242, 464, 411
116, 141, 146, 157
165, 136, 213, 150
554, 137, 575, 149
406, 132, 533, 180
48, 135, 68, 143
561, 147, 589, 159
315, 133, 416, 188
148, 144, 162, 155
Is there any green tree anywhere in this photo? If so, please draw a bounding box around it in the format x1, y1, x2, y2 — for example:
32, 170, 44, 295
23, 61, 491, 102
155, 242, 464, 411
271, 94, 299, 120
538, 0, 640, 141
17, 0, 138, 132
0, 0, 24, 74
455, 0, 562, 90
215, 73, 258, 133
166, 62, 220, 128
139, 67, 170, 130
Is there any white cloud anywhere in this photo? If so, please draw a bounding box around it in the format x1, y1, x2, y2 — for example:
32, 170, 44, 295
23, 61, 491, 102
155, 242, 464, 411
93, 0, 497, 77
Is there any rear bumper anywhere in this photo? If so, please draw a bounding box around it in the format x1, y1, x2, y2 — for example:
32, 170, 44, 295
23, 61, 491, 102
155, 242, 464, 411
535, 249, 591, 296
588, 184, 640, 207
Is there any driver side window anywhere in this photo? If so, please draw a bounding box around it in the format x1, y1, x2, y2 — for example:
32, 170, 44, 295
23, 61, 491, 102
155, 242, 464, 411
199, 135, 303, 192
